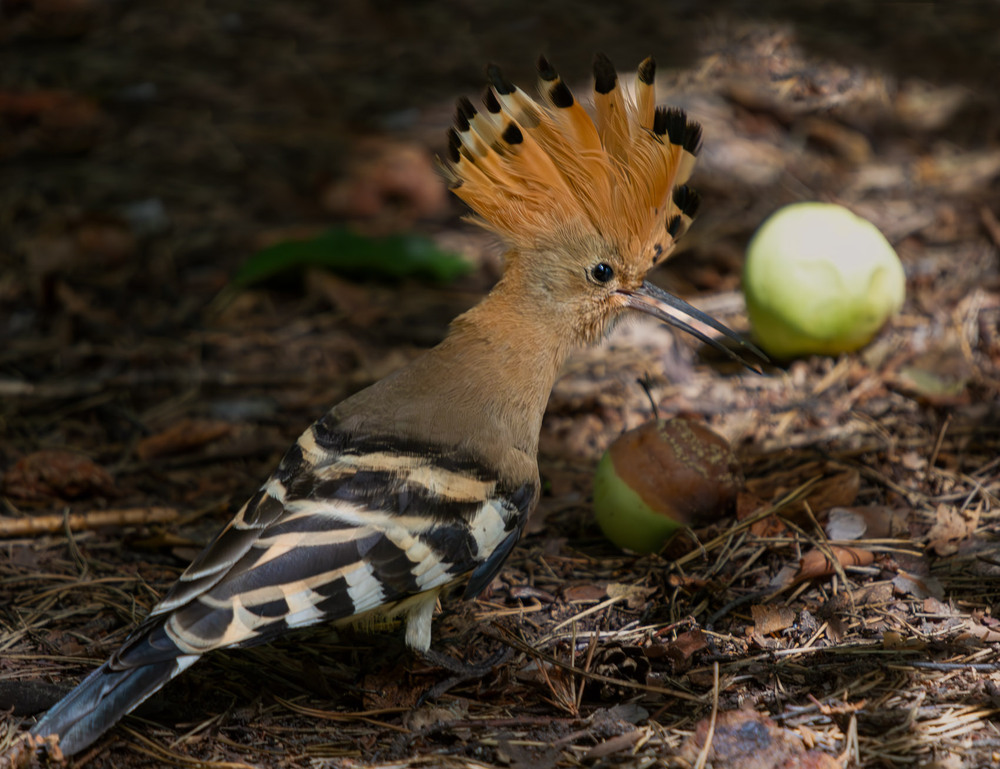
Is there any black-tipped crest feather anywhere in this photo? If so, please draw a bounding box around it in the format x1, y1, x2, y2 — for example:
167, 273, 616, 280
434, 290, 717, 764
483, 88, 501, 114
501, 123, 523, 146
487, 63, 515, 95
446, 128, 462, 163
536, 55, 557, 82
549, 81, 574, 108
592, 52, 617, 94
637, 57, 656, 85
456, 97, 476, 125
672, 185, 701, 218
684, 120, 703, 154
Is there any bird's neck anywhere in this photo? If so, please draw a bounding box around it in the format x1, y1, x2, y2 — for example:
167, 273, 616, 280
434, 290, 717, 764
339, 268, 575, 470
430, 274, 575, 453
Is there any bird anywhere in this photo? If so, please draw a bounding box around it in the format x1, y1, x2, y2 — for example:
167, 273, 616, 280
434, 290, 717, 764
27, 52, 762, 757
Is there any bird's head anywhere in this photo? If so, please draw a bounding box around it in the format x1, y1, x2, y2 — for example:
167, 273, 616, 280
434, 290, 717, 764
443, 53, 763, 368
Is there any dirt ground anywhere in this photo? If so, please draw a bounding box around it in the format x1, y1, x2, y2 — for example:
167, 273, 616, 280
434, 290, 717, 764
2, 2, 999, 767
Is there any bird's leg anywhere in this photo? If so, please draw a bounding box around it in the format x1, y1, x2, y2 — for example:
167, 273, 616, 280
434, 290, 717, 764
416, 647, 513, 704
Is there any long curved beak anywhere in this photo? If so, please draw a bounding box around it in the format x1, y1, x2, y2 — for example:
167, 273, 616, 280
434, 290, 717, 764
618, 281, 767, 372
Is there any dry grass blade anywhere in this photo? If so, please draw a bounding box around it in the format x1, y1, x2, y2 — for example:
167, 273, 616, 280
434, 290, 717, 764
120, 726, 258, 768
693, 662, 720, 769
549, 592, 637, 633
274, 697, 411, 733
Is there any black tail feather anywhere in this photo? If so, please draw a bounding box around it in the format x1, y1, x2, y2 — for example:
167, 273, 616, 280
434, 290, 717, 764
29, 655, 195, 756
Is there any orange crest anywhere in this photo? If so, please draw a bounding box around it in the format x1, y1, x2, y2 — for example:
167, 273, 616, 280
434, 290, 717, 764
444, 53, 702, 270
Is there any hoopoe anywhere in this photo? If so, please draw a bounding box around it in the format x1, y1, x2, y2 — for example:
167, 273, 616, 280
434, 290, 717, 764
28, 53, 761, 756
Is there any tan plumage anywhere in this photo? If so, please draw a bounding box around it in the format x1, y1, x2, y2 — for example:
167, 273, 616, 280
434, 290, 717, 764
27, 53, 761, 758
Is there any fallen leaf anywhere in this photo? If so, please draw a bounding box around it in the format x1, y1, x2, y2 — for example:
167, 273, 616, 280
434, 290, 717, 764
645, 629, 707, 673
894, 80, 970, 131
802, 470, 861, 514
825, 618, 848, 642
817, 583, 894, 620
666, 574, 712, 591
136, 418, 233, 460
0, 89, 104, 157
607, 582, 655, 609
582, 730, 643, 761
508, 585, 556, 603
892, 570, 945, 600
2, 449, 118, 502
960, 622, 1000, 644
895, 365, 970, 403
563, 584, 607, 603
923, 597, 953, 615
235, 227, 469, 288
751, 604, 797, 635
927, 503, 980, 556
53, 282, 118, 327
914, 148, 1000, 195
750, 512, 790, 538
736, 490, 769, 521
671, 628, 709, 659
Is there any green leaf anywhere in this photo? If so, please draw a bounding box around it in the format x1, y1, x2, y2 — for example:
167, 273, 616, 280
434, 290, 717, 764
233, 228, 471, 287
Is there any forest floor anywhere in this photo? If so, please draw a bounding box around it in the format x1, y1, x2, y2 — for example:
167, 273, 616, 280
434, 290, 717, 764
2, 2, 999, 767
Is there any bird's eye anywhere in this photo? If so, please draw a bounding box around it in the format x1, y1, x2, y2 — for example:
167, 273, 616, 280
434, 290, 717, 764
590, 262, 614, 283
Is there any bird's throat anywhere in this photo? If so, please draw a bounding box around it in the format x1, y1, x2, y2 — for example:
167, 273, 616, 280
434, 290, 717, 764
427, 280, 575, 454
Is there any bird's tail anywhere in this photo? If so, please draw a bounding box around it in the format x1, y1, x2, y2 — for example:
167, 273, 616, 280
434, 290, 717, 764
29, 653, 198, 756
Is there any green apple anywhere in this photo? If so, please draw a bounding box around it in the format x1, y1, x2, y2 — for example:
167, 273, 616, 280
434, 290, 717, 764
743, 202, 905, 359
593, 418, 741, 554
593, 450, 684, 553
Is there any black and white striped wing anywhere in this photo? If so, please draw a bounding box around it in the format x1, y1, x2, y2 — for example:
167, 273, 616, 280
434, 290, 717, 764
124, 411, 536, 661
